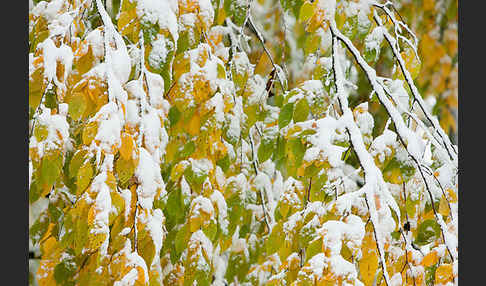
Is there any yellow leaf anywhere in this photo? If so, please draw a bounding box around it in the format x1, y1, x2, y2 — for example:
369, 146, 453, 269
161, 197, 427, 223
398, 47, 421, 80
438, 195, 450, 217
106, 171, 117, 190
74, 43, 96, 75
190, 216, 202, 232
447, 189, 458, 203
37, 259, 56, 286
82, 121, 98, 145
186, 112, 201, 136
117, 9, 139, 43
76, 161, 93, 195
435, 263, 453, 284
41, 236, 58, 256
87, 231, 107, 251
359, 234, 379, 286
421, 251, 438, 267
120, 133, 135, 160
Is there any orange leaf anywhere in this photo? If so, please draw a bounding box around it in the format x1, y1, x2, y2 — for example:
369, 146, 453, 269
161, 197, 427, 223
421, 251, 438, 267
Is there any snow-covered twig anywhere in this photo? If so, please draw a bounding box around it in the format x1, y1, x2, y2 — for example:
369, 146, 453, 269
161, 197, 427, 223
330, 31, 393, 286
372, 12, 457, 162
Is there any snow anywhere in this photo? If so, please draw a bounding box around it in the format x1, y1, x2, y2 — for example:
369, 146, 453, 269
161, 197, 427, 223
32, 0, 64, 22
206, 92, 225, 125
317, 0, 336, 21
307, 117, 346, 167
210, 190, 229, 234
188, 230, 213, 271
212, 246, 228, 286
365, 26, 386, 60
86, 28, 105, 59
180, 175, 192, 204
232, 51, 254, 77
390, 273, 402, 286
134, 147, 166, 209
141, 107, 167, 163
39, 38, 73, 89
147, 209, 165, 264
370, 129, 398, 163
145, 71, 165, 108
189, 158, 213, 177
113, 268, 138, 286
197, 0, 215, 29
31, 107, 70, 157
254, 172, 273, 201
90, 172, 112, 256
308, 253, 327, 277
354, 102, 374, 135
94, 104, 123, 153
136, 0, 179, 42
191, 196, 215, 217
148, 34, 171, 69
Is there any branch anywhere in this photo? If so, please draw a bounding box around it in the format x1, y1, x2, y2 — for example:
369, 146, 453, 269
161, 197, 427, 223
364, 196, 390, 286
330, 32, 393, 286
372, 12, 457, 162
248, 126, 271, 231
246, 11, 286, 91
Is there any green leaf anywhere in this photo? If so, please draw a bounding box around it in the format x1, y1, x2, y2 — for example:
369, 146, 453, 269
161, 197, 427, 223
169, 105, 181, 127
289, 138, 305, 167
224, 0, 247, 26
44, 89, 57, 109
68, 150, 88, 179
115, 157, 135, 187
305, 238, 322, 263
364, 47, 378, 63
184, 165, 207, 193
226, 194, 243, 236
203, 220, 218, 242
257, 139, 274, 163
293, 99, 310, 123
391, 231, 401, 240
141, 20, 160, 43
30, 215, 49, 245
68, 93, 87, 121
225, 252, 249, 283
406, 196, 418, 218
216, 154, 230, 173
139, 233, 156, 267
179, 141, 196, 159
267, 222, 284, 254
34, 124, 49, 142
176, 30, 191, 55
164, 187, 185, 230
304, 33, 321, 56
278, 102, 294, 129
281, 0, 304, 17
414, 219, 441, 246
76, 161, 93, 196
40, 152, 63, 189
175, 223, 190, 254
29, 179, 41, 204
54, 260, 76, 286
74, 219, 89, 256
48, 202, 63, 222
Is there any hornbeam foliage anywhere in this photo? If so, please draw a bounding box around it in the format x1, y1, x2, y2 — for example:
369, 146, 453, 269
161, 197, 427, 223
28, 0, 458, 285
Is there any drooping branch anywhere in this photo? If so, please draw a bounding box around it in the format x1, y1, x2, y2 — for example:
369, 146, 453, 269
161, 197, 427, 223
329, 19, 456, 262
372, 7, 457, 162
330, 32, 393, 286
